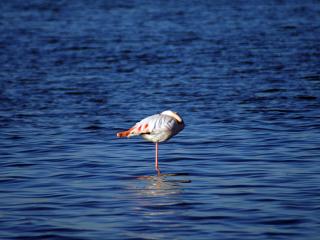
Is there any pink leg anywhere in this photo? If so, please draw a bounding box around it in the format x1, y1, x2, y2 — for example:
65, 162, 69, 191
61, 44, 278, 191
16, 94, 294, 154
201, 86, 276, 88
155, 142, 160, 175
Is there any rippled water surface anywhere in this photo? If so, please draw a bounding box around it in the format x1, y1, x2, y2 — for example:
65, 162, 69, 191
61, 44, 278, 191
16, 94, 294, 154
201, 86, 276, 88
1, 1, 320, 239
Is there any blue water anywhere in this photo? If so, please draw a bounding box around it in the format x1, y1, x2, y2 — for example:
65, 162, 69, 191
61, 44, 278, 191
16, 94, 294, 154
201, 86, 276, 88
1, 0, 320, 239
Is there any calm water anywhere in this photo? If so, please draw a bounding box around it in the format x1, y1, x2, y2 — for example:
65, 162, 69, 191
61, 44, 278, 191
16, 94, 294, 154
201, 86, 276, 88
1, 1, 320, 239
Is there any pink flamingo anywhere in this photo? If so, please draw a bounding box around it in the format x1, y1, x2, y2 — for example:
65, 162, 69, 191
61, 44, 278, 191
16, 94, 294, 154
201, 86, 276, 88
117, 110, 184, 175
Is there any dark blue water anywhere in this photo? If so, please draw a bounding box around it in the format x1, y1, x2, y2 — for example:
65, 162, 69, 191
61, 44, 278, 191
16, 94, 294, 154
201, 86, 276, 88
1, 0, 320, 239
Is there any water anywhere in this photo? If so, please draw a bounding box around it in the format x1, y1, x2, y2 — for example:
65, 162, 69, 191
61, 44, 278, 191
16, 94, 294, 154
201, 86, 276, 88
1, 0, 320, 239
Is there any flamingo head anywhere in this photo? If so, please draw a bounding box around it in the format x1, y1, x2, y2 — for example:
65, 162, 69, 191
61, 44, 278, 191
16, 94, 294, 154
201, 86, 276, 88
161, 110, 183, 123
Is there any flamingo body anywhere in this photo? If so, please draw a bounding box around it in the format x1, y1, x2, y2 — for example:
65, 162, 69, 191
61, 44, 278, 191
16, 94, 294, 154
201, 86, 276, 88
117, 110, 184, 175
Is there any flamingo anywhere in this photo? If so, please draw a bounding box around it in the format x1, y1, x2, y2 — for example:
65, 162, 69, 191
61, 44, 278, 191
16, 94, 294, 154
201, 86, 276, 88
116, 110, 185, 175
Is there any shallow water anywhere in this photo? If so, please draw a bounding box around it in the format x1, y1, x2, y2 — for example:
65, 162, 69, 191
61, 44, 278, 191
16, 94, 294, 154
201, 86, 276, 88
1, 0, 320, 239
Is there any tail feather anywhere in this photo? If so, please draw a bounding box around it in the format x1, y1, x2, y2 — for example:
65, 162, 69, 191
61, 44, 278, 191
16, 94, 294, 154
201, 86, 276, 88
117, 130, 130, 138
117, 123, 150, 138
116, 127, 134, 138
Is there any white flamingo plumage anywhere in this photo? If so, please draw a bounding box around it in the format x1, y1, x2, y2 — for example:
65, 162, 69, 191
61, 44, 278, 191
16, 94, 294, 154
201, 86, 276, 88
116, 110, 185, 175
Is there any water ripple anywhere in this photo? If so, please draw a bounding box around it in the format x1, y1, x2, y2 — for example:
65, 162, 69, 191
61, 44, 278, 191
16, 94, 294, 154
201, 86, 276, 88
1, 0, 320, 240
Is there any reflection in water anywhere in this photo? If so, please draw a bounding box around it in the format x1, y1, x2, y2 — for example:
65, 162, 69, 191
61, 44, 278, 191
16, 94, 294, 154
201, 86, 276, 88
135, 173, 191, 197
129, 172, 192, 235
